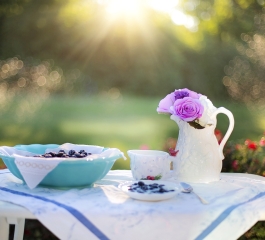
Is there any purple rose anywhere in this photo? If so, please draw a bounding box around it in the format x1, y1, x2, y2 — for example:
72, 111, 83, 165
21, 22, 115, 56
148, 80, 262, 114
157, 92, 175, 114
172, 97, 204, 121
174, 88, 202, 100
174, 90, 189, 100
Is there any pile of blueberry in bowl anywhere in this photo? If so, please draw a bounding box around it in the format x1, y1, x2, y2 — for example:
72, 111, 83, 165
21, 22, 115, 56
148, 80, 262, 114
34, 149, 93, 158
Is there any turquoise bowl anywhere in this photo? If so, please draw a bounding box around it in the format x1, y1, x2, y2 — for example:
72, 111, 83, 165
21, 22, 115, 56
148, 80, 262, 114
0, 144, 123, 188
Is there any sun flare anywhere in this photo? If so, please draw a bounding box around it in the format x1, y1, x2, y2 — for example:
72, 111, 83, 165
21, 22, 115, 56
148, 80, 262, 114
147, 0, 179, 13
106, 0, 142, 18
101, 0, 197, 30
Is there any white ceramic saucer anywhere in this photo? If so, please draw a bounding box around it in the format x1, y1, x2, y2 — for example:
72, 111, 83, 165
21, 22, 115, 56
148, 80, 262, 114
118, 180, 180, 201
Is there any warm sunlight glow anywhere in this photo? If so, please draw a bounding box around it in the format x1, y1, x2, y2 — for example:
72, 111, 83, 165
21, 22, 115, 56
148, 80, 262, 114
171, 10, 198, 31
148, 0, 198, 31
148, 0, 178, 13
99, 0, 198, 30
106, 0, 142, 18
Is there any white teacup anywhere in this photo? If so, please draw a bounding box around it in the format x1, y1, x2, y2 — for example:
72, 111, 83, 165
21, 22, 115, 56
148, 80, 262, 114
127, 150, 172, 180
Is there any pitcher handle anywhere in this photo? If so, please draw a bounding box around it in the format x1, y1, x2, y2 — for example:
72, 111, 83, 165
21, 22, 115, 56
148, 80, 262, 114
212, 107, 235, 156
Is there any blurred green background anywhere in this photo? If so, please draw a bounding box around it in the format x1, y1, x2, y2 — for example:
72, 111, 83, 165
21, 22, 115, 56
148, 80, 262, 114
1, 0, 265, 169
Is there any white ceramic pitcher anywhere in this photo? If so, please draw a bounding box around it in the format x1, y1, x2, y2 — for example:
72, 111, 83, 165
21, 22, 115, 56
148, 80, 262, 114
171, 107, 234, 183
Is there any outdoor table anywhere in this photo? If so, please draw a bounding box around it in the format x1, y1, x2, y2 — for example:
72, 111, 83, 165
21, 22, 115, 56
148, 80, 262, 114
1, 169, 265, 240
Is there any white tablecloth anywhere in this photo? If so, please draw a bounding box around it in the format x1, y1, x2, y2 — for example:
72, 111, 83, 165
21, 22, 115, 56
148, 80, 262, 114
1, 169, 265, 240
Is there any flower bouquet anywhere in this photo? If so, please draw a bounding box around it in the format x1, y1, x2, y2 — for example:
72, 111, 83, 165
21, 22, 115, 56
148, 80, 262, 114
157, 88, 217, 129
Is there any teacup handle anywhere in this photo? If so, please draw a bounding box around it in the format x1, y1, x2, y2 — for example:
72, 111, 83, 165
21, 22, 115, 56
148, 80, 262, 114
212, 107, 234, 157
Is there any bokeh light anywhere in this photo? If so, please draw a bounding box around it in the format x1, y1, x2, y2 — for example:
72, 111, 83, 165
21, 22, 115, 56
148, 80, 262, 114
223, 12, 265, 108
0, 57, 86, 120
223, 35, 265, 103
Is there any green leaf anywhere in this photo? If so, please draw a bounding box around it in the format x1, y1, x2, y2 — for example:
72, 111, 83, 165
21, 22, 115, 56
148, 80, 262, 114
188, 121, 205, 129
154, 175, 162, 180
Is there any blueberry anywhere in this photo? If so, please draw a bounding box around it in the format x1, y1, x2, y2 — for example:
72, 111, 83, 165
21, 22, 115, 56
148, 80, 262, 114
138, 181, 145, 186
74, 153, 82, 158
82, 152, 88, 156
68, 150, 76, 155
56, 152, 64, 157
48, 152, 56, 157
158, 189, 165, 193
141, 185, 148, 191
137, 190, 144, 193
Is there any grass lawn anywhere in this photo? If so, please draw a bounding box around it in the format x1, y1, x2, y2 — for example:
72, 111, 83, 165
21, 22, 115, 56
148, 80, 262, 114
0, 94, 264, 170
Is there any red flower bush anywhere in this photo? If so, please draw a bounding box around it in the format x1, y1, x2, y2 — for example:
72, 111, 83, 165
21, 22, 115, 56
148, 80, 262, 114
223, 133, 265, 176
245, 139, 258, 150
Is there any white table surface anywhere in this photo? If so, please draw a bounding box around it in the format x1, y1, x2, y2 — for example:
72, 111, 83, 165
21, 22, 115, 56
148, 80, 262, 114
1, 170, 265, 240
1, 173, 265, 219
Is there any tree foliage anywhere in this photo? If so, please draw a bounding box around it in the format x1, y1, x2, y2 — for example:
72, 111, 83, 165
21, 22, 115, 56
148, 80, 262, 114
0, 0, 264, 99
